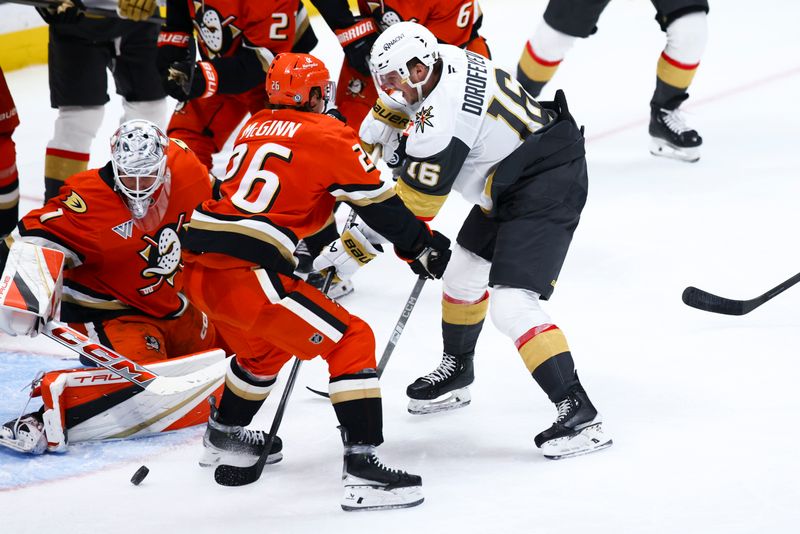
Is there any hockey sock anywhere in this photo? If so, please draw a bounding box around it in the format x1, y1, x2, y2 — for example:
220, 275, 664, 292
330, 369, 383, 446
651, 11, 707, 110
514, 324, 579, 402
216, 358, 276, 426
0, 132, 19, 235
45, 106, 104, 201
517, 21, 577, 98
442, 290, 488, 356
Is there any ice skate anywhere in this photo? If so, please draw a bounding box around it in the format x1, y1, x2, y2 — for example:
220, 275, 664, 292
0, 412, 47, 455
340, 428, 423, 511
406, 352, 474, 415
649, 106, 702, 162
535, 384, 612, 460
199, 402, 283, 468
306, 271, 354, 300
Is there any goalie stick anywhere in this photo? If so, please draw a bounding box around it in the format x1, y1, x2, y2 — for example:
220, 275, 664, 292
213, 270, 336, 487
306, 276, 427, 397
682, 271, 800, 315
43, 320, 223, 394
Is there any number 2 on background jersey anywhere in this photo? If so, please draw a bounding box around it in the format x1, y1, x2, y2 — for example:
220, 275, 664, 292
221, 143, 292, 214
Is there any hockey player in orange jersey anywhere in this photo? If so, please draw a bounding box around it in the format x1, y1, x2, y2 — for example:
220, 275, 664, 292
181, 52, 451, 511
312, 0, 490, 133
0, 66, 19, 237
157, 0, 318, 170
0, 120, 241, 457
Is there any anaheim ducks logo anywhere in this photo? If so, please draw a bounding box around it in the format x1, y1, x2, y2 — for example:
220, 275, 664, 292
192, 2, 240, 57
62, 191, 87, 213
346, 77, 366, 98
137, 213, 185, 295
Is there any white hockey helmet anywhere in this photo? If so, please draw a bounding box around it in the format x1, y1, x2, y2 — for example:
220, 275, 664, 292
369, 21, 440, 107
110, 120, 170, 221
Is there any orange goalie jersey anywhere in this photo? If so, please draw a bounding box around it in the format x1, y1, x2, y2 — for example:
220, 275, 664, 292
14, 140, 212, 323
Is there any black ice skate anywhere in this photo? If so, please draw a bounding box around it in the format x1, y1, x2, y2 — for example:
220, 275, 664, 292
306, 271, 354, 300
199, 403, 283, 468
534, 383, 612, 460
406, 352, 474, 415
340, 429, 423, 511
649, 106, 702, 162
0, 411, 47, 455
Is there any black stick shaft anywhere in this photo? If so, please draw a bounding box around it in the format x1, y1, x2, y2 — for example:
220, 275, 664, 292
1, 0, 165, 24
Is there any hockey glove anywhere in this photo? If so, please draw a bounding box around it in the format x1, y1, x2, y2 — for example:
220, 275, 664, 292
117, 0, 157, 22
336, 17, 379, 77
157, 31, 202, 101
396, 230, 451, 280
312, 226, 382, 282
36, 0, 85, 24
360, 98, 410, 169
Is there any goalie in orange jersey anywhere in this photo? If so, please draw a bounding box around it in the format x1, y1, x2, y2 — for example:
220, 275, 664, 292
181, 52, 451, 511
0, 120, 249, 459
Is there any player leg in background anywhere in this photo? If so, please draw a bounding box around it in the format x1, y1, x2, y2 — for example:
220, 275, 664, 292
183, 257, 422, 509
0, 67, 20, 236
114, 18, 168, 128
43, 18, 123, 201
648, 0, 709, 162
516, 0, 610, 98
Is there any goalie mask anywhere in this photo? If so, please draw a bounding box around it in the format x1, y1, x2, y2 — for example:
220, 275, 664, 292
110, 120, 171, 228
369, 21, 440, 109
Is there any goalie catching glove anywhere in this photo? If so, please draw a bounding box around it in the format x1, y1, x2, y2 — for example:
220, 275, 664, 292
312, 225, 382, 282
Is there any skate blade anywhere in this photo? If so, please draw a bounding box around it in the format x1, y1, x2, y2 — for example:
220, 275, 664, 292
198, 448, 282, 468
407, 388, 471, 415
541, 422, 613, 460
649, 138, 700, 163
0, 436, 45, 455
341, 484, 424, 511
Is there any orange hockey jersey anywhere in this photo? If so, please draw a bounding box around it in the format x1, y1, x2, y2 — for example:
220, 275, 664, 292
364, 0, 485, 48
14, 140, 212, 323
183, 108, 430, 273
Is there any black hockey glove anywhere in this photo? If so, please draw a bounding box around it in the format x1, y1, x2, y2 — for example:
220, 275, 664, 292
335, 17, 379, 76
396, 230, 451, 280
36, 0, 85, 24
157, 31, 198, 101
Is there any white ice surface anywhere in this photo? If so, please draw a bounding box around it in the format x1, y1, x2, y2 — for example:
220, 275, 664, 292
2, 1, 800, 532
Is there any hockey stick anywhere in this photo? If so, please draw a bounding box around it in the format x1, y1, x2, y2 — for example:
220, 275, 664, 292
0, 0, 165, 24
214, 270, 336, 487
306, 276, 427, 397
42, 320, 223, 394
682, 271, 800, 315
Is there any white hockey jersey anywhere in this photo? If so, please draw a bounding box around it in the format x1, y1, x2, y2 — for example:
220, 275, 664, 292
395, 45, 553, 220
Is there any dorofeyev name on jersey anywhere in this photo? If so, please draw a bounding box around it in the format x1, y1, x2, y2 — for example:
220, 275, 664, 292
462, 50, 488, 116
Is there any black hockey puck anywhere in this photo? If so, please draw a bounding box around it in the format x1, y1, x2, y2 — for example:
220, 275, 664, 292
130, 465, 149, 486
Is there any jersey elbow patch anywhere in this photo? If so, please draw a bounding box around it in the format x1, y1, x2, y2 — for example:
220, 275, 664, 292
395, 179, 447, 220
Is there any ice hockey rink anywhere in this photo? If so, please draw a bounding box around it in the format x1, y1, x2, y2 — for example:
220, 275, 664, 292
2, 0, 799, 531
